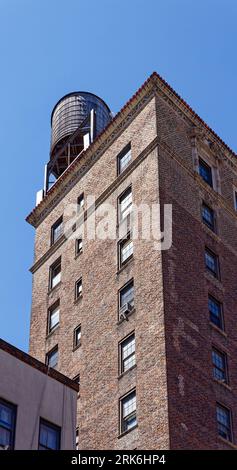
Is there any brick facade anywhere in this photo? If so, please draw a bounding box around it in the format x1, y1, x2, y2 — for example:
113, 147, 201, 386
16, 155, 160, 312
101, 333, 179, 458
27, 73, 237, 450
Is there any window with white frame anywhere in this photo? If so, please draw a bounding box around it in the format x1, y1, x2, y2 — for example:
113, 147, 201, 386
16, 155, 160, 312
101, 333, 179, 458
119, 187, 132, 221
120, 333, 135, 374
119, 280, 134, 309
48, 301, 60, 333
51, 216, 63, 245
73, 325, 81, 349
46, 346, 58, 369
117, 144, 131, 175
120, 390, 137, 434
119, 235, 133, 268
49, 258, 61, 289
75, 278, 82, 300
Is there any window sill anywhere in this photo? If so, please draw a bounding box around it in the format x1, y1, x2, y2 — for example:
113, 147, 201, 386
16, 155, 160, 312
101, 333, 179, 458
213, 378, 232, 391
118, 424, 138, 439
196, 173, 218, 193
202, 223, 219, 240
46, 325, 60, 339
74, 295, 83, 305
117, 257, 134, 276
73, 342, 82, 352
218, 436, 237, 449
75, 251, 83, 260
50, 234, 64, 249
204, 272, 223, 290
209, 322, 227, 338
48, 282, 62, 295
117, 308, 135, 325
118, 364, 137, 379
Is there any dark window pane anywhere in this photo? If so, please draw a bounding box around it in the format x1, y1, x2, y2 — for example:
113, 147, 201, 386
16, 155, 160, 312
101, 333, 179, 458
217, 405, 232, 441
74, 326, 81, 347
76, 239, 83, 255
75, 279, 82, 299
39, 420, 60, 450
202, 204, 215, 230
0, 427, 10, 447
212, 349, 227, 383
77, 194, 84, 212
199, 158, 213, 187
205, 249, 219, 277
47, 348, 58, 368
0, 400, 16, 450
51, 217, 63, 245
209, 296, 223, 329
120, 282, 134, 308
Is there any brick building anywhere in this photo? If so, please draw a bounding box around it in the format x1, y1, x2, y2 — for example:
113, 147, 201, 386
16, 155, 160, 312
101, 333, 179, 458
26, 73, 237, 450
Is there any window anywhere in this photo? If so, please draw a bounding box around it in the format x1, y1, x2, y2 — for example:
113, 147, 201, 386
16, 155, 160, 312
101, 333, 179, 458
51, 216, 63, 245
120, 333, 135, 374
0, 399, 16, 450
119, 187, 132, 221
49, 257, 61, 289
199, 158, 213, 187
48, 302, 60, 333
117, 144, 131, 175
233, 189, 237, 211
46, 346, 58, 369
120, 390, 137, 434
212, 348, 228, 383
77, 193, 84, 213
75, 278, 82, 300
38, 419, 61, 450
73, 374, 80, 386
216, 404, 232, 442
205, 248, 219, 278
75, 238, 83, 256
202, 203, 215, 231
120, 280, 134, 309
209, 295, 224, 330
119, 235, 133, 268
73, 325, 81, 349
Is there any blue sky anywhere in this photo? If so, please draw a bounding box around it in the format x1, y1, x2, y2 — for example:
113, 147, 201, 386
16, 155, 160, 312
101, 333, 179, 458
0, 0, 236, 352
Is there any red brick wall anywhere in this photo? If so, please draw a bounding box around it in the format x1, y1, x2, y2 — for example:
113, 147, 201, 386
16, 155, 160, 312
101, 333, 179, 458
29, 84, 237, 450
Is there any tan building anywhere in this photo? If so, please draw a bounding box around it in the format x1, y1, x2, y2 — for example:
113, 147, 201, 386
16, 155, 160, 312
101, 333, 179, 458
0, 339, 78, 449
27, 73, 237, 450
